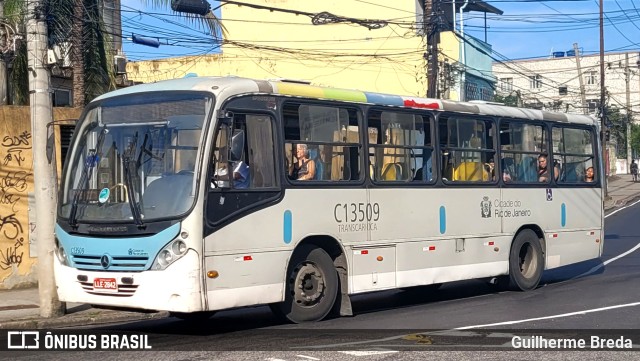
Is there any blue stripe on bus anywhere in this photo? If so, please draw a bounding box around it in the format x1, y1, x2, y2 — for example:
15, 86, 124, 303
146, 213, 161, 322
283, 210, 292, 244
561, 203, 566, 227
439, 206, 446, 234
364, 92, 404, 106
55, 223, 180, 271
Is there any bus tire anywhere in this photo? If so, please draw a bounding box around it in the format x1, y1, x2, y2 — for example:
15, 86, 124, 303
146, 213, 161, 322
507, 229, 544, 291
274, 244, 338, 323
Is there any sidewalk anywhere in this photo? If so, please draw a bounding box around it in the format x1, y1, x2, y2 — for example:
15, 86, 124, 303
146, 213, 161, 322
0, 288, 168, 329
603, 173, 640, 212
2, 174, 640, 330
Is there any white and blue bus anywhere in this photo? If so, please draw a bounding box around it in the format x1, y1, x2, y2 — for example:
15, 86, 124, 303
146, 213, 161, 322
54, 76, 604, 323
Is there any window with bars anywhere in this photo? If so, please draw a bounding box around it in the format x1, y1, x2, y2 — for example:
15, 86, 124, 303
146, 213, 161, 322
529, 74, 542, 89
586, 71, 597, 85
500, 78, 513, 92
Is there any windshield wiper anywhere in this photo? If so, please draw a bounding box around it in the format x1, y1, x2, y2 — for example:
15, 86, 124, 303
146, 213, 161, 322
69, 127, 107, 228
122, 133, 145, 228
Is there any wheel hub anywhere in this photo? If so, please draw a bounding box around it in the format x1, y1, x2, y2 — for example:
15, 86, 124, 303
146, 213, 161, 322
293, 263, 325, 306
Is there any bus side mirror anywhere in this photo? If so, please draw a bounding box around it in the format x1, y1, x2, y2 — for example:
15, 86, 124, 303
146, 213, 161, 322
229, 129, 245, 162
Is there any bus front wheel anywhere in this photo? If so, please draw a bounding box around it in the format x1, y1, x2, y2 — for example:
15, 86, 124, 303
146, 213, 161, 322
507, 229, 544, 291
272, 245, 338, 323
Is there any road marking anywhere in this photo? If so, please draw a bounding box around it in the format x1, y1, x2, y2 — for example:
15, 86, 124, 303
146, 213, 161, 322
605, 199, 640, 218
296, 356, 320, 360
339, 351, 399, 356
454, 301, 640, 329
572, 242, 640, 279
294, 206, 639, 352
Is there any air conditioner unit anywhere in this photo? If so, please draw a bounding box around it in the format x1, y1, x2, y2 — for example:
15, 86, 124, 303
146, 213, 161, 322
114, 55, 127, 75
50, 42, 72, 68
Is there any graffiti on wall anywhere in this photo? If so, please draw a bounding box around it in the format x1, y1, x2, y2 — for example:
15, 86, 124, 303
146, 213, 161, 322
2, 131, 31, 166
0, 128, 33, 285
0, 171, 30, 270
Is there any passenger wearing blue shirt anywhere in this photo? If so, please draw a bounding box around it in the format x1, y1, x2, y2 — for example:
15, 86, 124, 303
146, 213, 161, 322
232, 161, 250, 188
214, 161, 250, 188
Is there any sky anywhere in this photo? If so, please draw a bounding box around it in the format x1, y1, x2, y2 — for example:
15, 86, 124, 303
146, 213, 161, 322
120, 0, 640, 62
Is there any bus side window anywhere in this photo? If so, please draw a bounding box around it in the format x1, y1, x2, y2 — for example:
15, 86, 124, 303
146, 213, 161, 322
553, 126, 595, 185
369, 110, 433, 183
283, 103, 361, 182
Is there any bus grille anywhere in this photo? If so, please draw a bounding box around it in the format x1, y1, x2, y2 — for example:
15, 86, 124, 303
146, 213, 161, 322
71, 255, 149, 271
79, 281, 138, 297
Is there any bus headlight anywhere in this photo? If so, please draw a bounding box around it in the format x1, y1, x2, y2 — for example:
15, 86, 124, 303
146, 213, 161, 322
172, 240, 187, 255
54, 238, 68, 266
158, 250, 173, 266
152, 239, 189, 270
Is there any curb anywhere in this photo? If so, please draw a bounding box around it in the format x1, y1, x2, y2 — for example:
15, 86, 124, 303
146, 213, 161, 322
604, 194, 640, 214
0, 310, 169, 330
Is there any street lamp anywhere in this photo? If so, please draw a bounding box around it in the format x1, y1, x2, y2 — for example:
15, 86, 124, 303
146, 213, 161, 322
171, 0, 211, 15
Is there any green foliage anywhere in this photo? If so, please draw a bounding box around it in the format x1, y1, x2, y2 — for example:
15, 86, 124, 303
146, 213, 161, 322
9, 42, 29, 105
4, 0, 26, 26
3, 0, 223, 105
82, 0, 116, 102
630, 123, 640, 158
605, 106, 628, 157
493, 94, 519, 107
143, 0, 227, 38
45, 0, 74, 45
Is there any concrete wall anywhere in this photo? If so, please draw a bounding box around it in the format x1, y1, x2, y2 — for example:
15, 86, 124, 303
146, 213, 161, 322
0, 106, 81, 289
127, 0, 429, 96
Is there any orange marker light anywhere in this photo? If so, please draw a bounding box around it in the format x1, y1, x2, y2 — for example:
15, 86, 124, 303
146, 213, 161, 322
377, 256, 383, 261
207, 271, 219, 278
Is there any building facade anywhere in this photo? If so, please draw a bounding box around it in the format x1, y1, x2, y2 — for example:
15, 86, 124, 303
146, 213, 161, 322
127, 0, 501, 100
0, 107, 81, 289
493, 50, 640, 174
493, 50, 640, 117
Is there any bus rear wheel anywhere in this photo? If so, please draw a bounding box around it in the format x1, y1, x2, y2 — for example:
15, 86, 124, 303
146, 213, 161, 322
272, 245, 338, 323
507, 229, 544, 291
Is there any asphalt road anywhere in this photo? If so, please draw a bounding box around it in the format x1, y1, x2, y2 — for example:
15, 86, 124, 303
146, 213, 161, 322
5, 202, 640, 360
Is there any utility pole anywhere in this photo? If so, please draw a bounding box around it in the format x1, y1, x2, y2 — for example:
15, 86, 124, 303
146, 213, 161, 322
599, 0, 607, 197
625, 53, 632, 170
573, 43, 587, 115
28, 0, 65, 317
426, 0, 440, 98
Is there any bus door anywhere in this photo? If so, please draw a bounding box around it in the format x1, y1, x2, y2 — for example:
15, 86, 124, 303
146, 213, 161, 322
361, 110, 436, 292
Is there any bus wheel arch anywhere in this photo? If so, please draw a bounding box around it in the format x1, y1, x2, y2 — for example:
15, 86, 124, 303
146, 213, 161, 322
506, 227, 545, 291
271, 236, 347, 323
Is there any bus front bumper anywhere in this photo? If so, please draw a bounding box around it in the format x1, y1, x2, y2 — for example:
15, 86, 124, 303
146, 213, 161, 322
54, 250, 203, 313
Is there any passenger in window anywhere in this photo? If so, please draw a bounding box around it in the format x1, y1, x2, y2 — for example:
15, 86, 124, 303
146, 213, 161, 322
537, 154, 559, 182
584, 166, 595, 182
502, 168, 512, 182
485, 159, 497, 181
289, 144, 316, 180
500, 158, 514, 182
215, 161, 250, 188
232, 161, 250, 188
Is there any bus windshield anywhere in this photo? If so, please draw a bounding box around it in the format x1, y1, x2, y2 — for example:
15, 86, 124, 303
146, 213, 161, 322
59, 93, 212, 225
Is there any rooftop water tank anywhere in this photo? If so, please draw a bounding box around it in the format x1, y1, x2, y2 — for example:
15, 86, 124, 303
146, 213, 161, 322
553, 51, 565, 58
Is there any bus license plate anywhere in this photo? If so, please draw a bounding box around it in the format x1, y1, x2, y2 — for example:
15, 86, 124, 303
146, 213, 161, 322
93, 278, 117, 292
